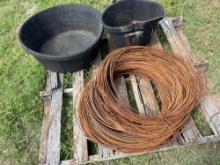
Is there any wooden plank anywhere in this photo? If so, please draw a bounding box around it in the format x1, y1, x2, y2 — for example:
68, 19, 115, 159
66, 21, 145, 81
160, 17, 192, 61
99, 146, 114, 158
201, 95, 220, 135
181, 116, 203, 143
130, 75, 146, 115
39, 72, 51, 165
160, 17, 203, 142
171, 16, 194, 61
60, 135, 220, 165
140, 33, 162, 116
91, 53, 114, 158
115, 77, 129, 104
160, 17, 220, 136
114, 69, 130, 156
212, 95, 220, 108
46, 72, 64, 165
72, 71, 88, 163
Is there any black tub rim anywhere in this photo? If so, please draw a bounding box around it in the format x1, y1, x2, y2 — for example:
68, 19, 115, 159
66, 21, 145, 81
102, 0, 164, 33
18, 4, 103, 61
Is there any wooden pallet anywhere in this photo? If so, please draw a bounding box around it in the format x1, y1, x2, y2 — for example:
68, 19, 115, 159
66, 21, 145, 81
38, 17, 220, 165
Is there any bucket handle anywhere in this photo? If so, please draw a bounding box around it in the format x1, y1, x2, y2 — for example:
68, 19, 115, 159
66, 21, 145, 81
124, 23, 155, 45
124, 30, 145, 46
124, 30, 144, 38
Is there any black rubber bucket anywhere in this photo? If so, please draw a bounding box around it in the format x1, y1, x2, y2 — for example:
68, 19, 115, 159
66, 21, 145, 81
19, 4, 103, 73
102, 0, 164, 48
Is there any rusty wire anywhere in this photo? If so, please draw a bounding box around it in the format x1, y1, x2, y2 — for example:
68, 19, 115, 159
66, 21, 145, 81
78, 46, 205, 153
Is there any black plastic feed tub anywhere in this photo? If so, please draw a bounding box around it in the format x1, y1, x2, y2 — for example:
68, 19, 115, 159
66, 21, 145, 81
102, 0, 164, 48
19, 4, 103, 73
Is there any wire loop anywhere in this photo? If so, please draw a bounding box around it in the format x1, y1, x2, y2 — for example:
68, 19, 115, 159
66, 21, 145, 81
78, 46, 205, 153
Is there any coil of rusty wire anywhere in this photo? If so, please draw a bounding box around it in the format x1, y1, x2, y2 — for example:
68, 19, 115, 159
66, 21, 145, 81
78, 46, 205, 153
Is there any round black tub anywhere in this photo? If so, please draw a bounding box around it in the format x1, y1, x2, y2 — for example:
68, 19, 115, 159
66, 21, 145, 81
19, 4, 103, 73
102, 0, 164, 48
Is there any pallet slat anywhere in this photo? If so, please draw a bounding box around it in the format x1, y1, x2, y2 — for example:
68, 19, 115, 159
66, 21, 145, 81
115, 77, 129, 104
130, 75, 146, 114
46, 72, 64, 165
181, 117, 203, 143
201, 96, 220, 135
160, 17, 192, 61
72, 71, 88, 163
114, 75, 130, 156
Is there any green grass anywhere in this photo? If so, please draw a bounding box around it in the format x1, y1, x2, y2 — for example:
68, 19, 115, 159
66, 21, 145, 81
0, 1, 46, 164
0, 0, 220, 164
61, 96, 73, 160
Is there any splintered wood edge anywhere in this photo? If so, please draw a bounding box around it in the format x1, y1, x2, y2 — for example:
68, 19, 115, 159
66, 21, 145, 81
72, 71, 88, 163
46, 72, 64, 165
130, 75, 146, 114
160, 17, 220, 136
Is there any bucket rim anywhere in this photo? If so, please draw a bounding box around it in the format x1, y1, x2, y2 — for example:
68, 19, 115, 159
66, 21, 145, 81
102, 0, 164, 33
18, 4, 103, 61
